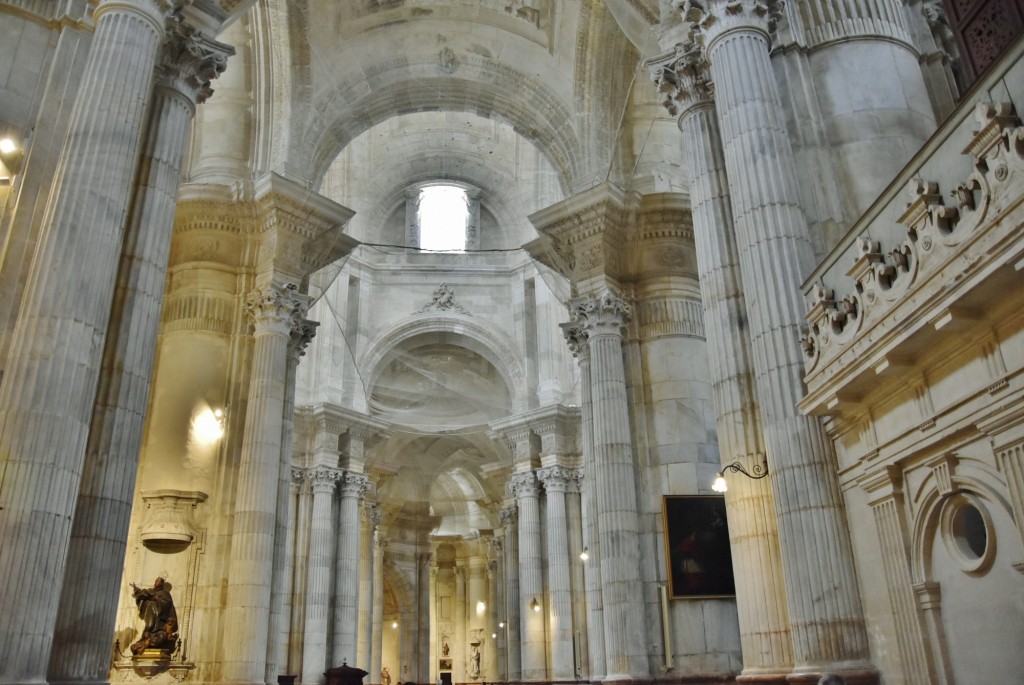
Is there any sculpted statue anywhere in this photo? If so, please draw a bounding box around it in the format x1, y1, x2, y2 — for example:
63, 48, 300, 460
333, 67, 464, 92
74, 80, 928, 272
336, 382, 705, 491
130, 577, 178, 655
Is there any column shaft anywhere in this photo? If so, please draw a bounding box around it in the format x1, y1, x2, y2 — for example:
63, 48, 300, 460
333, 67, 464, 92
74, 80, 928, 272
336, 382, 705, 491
691, 3, 873, 677
500, 507, 522, 682
510, 474, 545, 680
333, 474, 369, 666
0, 3, 169, 680
224, 288, 307, 684
370, 534, 385, 682
537, 467, 575, 679
302, 468, 339, 685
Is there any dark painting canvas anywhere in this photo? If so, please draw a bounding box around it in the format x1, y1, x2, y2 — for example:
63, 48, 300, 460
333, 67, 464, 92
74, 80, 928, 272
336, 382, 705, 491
663, 495, 736, 598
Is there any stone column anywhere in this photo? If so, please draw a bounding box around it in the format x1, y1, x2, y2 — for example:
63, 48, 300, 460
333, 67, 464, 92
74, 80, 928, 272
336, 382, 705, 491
649, 35, 791, 681
224, 286, 311, 684
282, 468, 305, 675
509, 472, 546, 681
562, 325, 605, 680
486, 551, 501, 681
0, 1, 177, 679
685, 1, 874, 680
290, 469, 313, 672
333, 472, 371, 666
268, 319, 317, 683
564, 471, 586, 679
358, 504, 380, 675
536, 465, 576, 680
500, 505, 522, 682
46, 25, 231, 685
370, 534, 386, 683
302, 466, 342, 685
568, 291, 648, 680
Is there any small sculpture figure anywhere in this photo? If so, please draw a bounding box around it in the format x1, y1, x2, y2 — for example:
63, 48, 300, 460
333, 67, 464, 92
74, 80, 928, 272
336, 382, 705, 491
130, 577, 178, 656
381, 666, 391, 685
441, 640, 450, 656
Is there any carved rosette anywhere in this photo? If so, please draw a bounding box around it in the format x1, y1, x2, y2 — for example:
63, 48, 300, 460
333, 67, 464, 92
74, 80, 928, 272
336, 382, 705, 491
649, 32, 713, 120
508, 471, 540, 499
246, 285, 310, 336
308, 466, 342, 493
569, 290, 632, 339
157, 22, 233, 109
339, 472, 371, 499
801, 102, 1024, 381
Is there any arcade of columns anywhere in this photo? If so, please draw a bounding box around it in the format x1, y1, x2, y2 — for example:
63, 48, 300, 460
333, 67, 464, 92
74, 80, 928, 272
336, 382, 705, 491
0, 0, 959, 684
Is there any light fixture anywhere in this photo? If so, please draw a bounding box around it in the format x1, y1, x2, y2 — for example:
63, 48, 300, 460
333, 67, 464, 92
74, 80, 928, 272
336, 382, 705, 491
192, 406, 226, 444
0, 137, 20, 186
498, 621, 505, 628
476, 600, 486, 615
530, 597, 540, 612
491, 632, 497, 639
579, 547, 589, 561
391, 621, 398, 629
712, 453, 769, 493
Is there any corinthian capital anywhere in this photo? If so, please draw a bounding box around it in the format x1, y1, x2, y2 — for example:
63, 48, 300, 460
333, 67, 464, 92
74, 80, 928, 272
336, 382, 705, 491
570, 289, 632, 338
339, 472, 371, 498
246, 285, 310, 334
288, 318, 319, 365
560, 320, 589, 362
309, 465, 342, 493
158, 22, 234, 108
649, 33, 713, 119
508, 472, 540, 499
680, 0, 782, 48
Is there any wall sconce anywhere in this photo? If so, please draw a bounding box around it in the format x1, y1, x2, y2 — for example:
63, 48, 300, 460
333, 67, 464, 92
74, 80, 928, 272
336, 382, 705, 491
192, 406, 226, 444
476, 600, 486, 615
579, 547, 589, 561
498, 620, 505, 628
391, 621, 398, 629
529, 597, 540, 613
712, 453, 769, 493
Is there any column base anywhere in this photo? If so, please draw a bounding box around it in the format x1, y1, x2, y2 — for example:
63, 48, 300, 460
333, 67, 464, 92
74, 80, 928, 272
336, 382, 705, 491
785, 668, 878, 685
736, 670, 790, 684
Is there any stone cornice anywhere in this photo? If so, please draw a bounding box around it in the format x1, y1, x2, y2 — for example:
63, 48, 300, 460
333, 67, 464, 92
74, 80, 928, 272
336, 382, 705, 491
304, 402, 391, 442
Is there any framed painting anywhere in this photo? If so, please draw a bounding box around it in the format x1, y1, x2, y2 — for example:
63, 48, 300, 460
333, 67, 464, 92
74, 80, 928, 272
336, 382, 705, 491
663, 495, 735, 598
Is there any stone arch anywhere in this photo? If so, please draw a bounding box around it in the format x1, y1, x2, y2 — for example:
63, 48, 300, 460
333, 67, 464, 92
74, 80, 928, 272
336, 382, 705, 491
360, 315, 530, 416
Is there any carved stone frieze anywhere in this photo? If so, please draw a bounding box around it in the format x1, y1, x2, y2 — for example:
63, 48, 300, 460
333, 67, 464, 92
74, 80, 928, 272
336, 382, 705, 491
800, 102, 1024, 413
414, 282, 471, 315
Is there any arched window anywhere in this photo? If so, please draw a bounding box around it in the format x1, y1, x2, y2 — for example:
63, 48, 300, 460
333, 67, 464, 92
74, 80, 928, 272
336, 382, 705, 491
418, 185, 469, 252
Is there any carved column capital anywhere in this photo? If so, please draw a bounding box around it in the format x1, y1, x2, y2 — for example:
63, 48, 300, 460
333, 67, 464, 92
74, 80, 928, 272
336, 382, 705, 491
246, 285, 310, 335
508, 472, 540, 500
157, 21, 233, 110
535, 465, 578, 494
499, 505, 518, 527
560, 320, 590, 362
680, 0, 782, 49
649, 33, 713, 120
309, 465, 342, 493
569, 289, 632, 339
93, 0, 181, 33
339, 472, 371, 499
288, 318, 319, 365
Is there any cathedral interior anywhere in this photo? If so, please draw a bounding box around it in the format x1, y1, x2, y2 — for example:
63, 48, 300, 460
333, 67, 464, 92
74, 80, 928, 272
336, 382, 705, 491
1, 1, 1023, 685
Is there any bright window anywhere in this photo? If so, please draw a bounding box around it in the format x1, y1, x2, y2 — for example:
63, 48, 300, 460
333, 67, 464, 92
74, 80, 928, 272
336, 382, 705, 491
418, 185, 468, 252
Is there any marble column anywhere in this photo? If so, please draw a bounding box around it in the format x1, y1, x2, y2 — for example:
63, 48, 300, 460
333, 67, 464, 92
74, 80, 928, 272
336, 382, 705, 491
509, 472, 545, 681
224, 286, 311, 684
568, 291, 648, 680
302, 466, 342, 685
282, 468, 305, 675
685, 1, 874, 680
290, 470, 313, 673
562, 325, 605, 680
0, 2, 177, 680
564, 471, 586, 679
333, 472, 371, 666
358, 504, 380, 675
649, 35, 792, 681
268, 319, 317, 683
45, 25, 231, 685
536, 465, 576, 680
370, 533, 386, 683
500, 505, 522, 682
486, 551, 501, 681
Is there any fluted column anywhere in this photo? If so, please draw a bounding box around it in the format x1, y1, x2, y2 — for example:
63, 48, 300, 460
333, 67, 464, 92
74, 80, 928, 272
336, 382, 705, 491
509, 472, 545, 680
291, 470, 313, 673
302, 466, 342, 685
359, 504, 380, 675
568, 291, 648, 680
562, 325, 605, 680
283, 468, 306, 675
268, 319, 317, 683
224, 286, 311, 684
536, 465, 576, 680
45, 25, 231, 685
564, 471, 586, 679
500, 505, 522, 682
486, 551, 501, 680
333, 472, 371, 666
650, 35, 792, 681
685, 1, 873, 680
0, 2, 177, 680
370, 534, 386, 683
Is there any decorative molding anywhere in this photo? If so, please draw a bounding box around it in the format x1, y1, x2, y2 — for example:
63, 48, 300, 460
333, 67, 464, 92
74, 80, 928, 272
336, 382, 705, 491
414, 282, 471, 315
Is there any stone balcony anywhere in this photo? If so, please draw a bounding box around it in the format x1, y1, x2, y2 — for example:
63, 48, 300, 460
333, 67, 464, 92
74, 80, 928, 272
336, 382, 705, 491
798, 37, 1024, 418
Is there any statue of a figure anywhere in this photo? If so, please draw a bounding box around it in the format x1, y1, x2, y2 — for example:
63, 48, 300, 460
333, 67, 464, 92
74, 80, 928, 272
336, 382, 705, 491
130, 577, 178, 655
